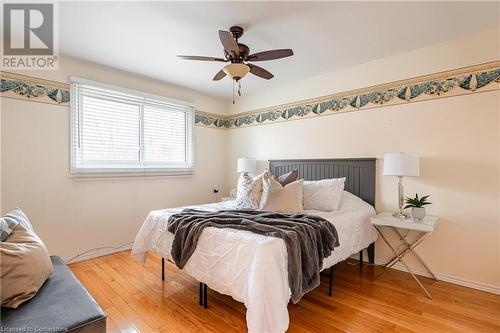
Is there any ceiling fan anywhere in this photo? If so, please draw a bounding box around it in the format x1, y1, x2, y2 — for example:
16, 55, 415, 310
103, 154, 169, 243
177, 26, 294, 102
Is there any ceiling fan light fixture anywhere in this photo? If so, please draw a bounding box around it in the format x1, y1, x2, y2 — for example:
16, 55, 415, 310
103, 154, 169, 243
177, 26, 294, 102
223, 63, 250, 81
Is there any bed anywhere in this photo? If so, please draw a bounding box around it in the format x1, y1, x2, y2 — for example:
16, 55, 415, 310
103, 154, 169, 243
131, 158, 378, 333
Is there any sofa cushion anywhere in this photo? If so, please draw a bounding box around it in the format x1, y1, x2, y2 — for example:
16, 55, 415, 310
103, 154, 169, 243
1, 256, 106, 333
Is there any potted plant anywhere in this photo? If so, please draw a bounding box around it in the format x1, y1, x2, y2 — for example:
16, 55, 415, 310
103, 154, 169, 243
404, 194, 431, 221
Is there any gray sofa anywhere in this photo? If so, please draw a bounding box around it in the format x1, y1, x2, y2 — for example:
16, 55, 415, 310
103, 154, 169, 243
1, 256, 106, 333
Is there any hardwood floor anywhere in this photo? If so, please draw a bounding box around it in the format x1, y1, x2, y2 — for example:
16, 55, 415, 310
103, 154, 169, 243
69, 251, 500, 333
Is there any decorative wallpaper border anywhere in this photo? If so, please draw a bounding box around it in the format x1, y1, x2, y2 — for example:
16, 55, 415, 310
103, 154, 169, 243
0, 72, 223, 122
200, 61, 500, 129
1, 72, 70, 105
2, 61, 500, 129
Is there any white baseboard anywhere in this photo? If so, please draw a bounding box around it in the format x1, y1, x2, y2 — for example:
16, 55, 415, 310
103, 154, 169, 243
349, 253, 500, 295
376, 259, 500, 295
64, 243, 133, 264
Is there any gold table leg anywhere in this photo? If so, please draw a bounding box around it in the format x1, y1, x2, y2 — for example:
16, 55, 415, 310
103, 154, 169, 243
374, 226, 433, 299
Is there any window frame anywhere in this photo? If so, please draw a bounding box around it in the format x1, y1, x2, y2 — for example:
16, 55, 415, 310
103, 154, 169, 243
69, 76, 195, 177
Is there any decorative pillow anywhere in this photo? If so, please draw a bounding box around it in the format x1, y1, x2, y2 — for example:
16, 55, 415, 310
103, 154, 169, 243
260, 174, 304, 213
1, 208, 32, 241
303, 177, 346, 211
275, 169, 299, 187
235, 171, 268, 209
1, 213, 53, 308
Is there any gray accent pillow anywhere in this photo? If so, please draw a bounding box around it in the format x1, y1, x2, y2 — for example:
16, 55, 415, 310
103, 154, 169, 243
1, 208, 33, 241
275, 169, 299, 187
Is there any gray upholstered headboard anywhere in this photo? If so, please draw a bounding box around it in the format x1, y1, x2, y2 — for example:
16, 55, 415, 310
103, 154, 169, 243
268, 158, 376, 207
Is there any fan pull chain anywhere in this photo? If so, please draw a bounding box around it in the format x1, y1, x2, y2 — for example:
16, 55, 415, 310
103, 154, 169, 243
231, 80, 242, 104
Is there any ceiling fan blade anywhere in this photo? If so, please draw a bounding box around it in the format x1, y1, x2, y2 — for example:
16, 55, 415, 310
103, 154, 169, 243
177, 55, 227, 62
247, 49, 294, 61
248, 64, 274, 80
218, 30, 240, 56
213, 69, 227, 81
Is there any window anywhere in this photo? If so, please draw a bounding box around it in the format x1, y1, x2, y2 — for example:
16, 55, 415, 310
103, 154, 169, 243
70, 77, 194, 175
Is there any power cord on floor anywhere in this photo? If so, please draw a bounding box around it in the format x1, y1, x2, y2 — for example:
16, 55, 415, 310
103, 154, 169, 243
65, 242, 133, 264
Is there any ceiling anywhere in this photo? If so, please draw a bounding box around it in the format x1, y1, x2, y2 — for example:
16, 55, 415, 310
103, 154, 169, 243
59, 1, 499, 100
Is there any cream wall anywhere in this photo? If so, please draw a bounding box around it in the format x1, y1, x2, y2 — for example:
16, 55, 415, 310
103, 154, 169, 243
0, 102, 2, 215
227, 29, 500, 290
229, 28, 500, 114
1, 29, 499, 292
1, 56, 228, 261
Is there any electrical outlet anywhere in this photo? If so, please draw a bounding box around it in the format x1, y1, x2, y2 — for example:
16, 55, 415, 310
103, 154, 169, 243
213, 185, 219, 194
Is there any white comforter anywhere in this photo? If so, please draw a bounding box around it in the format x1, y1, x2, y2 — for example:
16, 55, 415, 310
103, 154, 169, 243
131, 193, 377, 333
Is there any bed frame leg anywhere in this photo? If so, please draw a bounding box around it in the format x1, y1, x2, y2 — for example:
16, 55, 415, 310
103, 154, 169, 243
328, 267, 334, 296
359, 250, 363, 266
368, 242, 375, 264
199, 282, 203, 306
161, 258, 165, 281
203, 283, 208, 309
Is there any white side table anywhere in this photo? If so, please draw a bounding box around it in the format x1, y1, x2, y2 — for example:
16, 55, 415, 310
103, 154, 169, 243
371, 212, 438, 299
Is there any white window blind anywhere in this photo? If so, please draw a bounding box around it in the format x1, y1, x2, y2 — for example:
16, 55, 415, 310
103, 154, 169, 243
70, 77, 194, 175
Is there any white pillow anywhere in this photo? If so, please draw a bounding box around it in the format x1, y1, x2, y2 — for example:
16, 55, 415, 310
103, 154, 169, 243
259, 175, 304, 213
235, 171, 268, 209
339, 190, 368, 211
303, 177, 346, 211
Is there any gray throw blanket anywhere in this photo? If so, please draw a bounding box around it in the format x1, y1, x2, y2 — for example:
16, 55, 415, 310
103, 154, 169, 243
167, 209, 339, 303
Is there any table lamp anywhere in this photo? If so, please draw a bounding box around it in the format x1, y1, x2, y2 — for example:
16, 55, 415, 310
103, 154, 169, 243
383, 153, 420, 219
237, 157, 257, 177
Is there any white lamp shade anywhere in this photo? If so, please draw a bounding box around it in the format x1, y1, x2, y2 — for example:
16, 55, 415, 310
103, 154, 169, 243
383, 153, 420, 177
237, 157, 257, 173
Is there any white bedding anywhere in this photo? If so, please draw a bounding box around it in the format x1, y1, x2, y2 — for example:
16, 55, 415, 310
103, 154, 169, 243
131, 193, 377, 333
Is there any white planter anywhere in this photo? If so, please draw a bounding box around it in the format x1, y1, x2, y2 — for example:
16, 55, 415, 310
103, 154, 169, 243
412, 207, 426, 220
